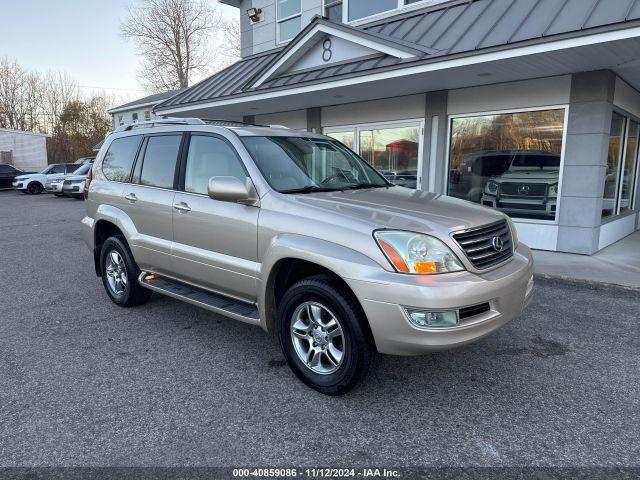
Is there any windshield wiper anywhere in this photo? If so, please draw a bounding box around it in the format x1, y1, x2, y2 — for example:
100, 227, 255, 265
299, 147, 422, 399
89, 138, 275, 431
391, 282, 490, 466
280, 185, 339, 194
343, 183, 389, 190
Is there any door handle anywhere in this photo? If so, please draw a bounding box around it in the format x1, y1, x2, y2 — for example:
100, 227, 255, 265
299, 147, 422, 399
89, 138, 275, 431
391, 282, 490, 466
125, 193, 137, 203
173, 202, 191, 213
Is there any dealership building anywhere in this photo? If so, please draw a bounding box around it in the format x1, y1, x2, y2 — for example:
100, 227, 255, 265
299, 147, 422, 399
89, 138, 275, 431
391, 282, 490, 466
154, 0, 640, 254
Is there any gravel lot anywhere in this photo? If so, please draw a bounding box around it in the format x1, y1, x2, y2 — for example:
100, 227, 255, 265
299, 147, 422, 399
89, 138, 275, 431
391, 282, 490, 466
0, 190, 639, 468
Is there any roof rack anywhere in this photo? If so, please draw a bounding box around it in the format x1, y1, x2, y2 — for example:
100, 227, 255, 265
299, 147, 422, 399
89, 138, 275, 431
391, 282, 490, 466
114, 118, 205, 132
200, 119, 266, 127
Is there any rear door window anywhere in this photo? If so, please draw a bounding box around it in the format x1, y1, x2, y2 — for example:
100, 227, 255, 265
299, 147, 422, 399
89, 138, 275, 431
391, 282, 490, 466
102, 136, 142, 182
139, 135, 182, 189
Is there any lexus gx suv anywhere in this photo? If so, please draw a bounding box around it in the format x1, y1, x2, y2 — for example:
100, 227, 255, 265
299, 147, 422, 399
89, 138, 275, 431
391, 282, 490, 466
82, 119, 534, 395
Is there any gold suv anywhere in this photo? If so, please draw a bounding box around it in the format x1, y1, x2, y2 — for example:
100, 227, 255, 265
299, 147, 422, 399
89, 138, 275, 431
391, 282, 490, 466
82, 119, 534, 395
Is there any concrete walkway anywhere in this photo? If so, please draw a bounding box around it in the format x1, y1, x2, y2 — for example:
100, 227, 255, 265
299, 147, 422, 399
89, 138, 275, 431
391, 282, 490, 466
532, 231, 640, 290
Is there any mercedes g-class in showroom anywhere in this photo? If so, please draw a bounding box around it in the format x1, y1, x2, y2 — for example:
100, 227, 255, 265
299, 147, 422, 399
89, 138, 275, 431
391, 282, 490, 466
82, 119, 534, 395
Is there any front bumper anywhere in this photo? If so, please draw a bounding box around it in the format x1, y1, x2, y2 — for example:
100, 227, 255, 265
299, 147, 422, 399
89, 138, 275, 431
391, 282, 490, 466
347, 244, 534, 355
12, 181, 24, 190
46, 183, 64, 193
62, 184, 83, 196
481, 193, 556, 218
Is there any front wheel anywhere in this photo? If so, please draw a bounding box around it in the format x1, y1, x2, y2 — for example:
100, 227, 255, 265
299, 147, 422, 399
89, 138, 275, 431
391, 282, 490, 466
277, 275, 375, 395
26, 182, 43, 194
100, 236, 151, 307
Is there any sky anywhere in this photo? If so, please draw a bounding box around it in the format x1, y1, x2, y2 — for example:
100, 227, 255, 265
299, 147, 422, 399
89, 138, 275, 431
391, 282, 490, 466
1, 0, 238, 103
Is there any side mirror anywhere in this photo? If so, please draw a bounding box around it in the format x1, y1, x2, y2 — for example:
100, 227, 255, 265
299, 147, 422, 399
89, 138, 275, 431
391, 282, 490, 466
207, 176, 259, 206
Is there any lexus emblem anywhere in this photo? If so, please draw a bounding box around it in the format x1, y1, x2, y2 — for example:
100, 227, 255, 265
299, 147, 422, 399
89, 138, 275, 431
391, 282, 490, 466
491, 236, 504, 252
517, 185, 531, 196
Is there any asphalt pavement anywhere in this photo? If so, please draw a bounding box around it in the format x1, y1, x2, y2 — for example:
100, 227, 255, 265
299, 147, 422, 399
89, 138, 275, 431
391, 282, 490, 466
0, 190, 639, 468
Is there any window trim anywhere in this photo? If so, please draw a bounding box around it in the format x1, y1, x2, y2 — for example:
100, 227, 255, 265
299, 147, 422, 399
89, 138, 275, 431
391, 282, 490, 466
323, 0, 343, 20
445, 105, 569, 226
100, 135, 145, 184
606, 109, 640, 219
276, 0, 302, 44
177, 132, 251, 196
345, 0, 451, 25
324, 117, 425, 189
131, 132, 187, 191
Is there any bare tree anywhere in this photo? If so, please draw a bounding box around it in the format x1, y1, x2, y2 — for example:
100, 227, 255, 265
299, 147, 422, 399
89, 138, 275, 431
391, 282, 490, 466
121, 0, 229, 92
0, 56, 27, 130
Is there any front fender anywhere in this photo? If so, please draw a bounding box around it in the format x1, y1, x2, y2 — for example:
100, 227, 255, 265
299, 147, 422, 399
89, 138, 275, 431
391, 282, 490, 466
258, 233, 384, 333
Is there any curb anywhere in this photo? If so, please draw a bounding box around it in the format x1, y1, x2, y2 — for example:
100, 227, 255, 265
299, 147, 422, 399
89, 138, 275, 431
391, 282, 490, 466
534, 273, 640, 292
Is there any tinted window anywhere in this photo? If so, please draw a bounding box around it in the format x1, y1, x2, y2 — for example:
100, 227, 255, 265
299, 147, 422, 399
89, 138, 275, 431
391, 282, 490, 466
65, 164, 78, 173
139, 135, 182, 189
102, 136, 142, 182
51, 164, 67, 174
348, 0, 395, 20
0, 165, 15, 174
72, 164, 90, 175
185, 135, 246, 195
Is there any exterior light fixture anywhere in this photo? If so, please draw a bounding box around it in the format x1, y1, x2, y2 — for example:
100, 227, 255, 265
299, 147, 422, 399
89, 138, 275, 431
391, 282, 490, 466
247, 8, 262, 22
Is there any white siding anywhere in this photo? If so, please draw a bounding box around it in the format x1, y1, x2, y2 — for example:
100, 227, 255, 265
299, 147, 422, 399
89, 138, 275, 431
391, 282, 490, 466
322, 94, 426, 127
0, 129, 48, 171
254, 109, 308, 129
447, 75, 572, 115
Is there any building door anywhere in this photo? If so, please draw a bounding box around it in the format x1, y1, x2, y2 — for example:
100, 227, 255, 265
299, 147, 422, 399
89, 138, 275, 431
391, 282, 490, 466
324, 119, 424, 189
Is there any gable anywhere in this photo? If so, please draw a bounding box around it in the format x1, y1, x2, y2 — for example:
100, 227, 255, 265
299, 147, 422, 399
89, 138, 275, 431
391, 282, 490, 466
249, 20, 426, 89
288, 35, 380, 74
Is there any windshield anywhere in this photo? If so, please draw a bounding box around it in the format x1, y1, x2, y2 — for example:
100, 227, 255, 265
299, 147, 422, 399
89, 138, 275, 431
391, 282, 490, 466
73, 164, 90, 175
241, 136, 389, 193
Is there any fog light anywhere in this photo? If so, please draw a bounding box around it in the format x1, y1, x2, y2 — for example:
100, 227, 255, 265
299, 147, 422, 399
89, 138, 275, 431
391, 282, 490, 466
405, 308, 458, 328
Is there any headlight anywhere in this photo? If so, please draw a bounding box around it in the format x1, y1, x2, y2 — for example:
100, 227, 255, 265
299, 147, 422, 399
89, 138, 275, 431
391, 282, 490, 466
507, 217, 519, 249
486, 181, 499, 194
373, 231, 465, 274
549, 183, 558, 196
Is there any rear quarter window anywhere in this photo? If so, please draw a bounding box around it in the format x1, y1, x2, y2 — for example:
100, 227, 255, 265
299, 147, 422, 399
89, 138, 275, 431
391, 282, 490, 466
102, 136, 142, 182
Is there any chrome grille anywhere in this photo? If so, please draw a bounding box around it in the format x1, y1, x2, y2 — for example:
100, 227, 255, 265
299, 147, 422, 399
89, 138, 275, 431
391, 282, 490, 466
500, 183, 547, 197
452, 220, 513, 270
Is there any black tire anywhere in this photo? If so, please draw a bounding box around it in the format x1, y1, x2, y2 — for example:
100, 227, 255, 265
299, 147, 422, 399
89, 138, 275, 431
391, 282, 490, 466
26, 182, 43, 194
277, 275, 375, 395
100, 235, 151, 307
54, 193, 63, 197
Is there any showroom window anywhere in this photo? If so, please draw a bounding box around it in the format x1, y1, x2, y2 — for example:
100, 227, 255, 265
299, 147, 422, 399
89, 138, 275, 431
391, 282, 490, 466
602, 112, 639, 219
326, 120, 422, 189
277, 0, 301, 43
447, 108, 566, 221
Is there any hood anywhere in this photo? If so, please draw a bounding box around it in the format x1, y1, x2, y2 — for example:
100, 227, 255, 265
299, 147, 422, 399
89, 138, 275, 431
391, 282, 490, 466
289, 186, 505, 235
46, 173, 68, 182
64, 175, 86, 181
15, 173, 43, 181
495, 169, 559, 182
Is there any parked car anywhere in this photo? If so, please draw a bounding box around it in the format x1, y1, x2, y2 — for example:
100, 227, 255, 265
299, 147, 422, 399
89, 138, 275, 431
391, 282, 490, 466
0, 164, 26, 190
480, 151, 560, 219
74, 156, 95, 165
13, 163, 79, 194
46, 163, 92, 196
83, 119, 533, 395
449, 151, 513, 202
62, 175, 88, 199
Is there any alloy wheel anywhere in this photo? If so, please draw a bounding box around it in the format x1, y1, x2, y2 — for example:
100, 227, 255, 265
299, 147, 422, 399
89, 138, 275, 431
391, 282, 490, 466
290, 301, 345, 375
105, 250, 128, 296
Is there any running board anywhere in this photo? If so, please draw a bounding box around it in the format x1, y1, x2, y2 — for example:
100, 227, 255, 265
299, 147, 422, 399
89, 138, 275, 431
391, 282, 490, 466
138, 272, 260, 325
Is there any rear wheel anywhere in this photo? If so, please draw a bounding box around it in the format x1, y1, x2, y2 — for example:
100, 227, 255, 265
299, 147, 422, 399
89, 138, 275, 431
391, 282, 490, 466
26, 182, 43, 194
100, 236, 151, 307
277, 275, 375, 395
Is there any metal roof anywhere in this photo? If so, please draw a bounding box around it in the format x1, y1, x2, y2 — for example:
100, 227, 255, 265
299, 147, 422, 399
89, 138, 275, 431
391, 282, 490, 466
157, 52, 279, 109
108, 89, 184, 113
156, 0, 640, 111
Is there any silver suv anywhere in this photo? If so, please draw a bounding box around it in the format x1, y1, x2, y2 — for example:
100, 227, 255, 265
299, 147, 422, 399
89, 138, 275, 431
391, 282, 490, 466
82, 119, 534, 395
